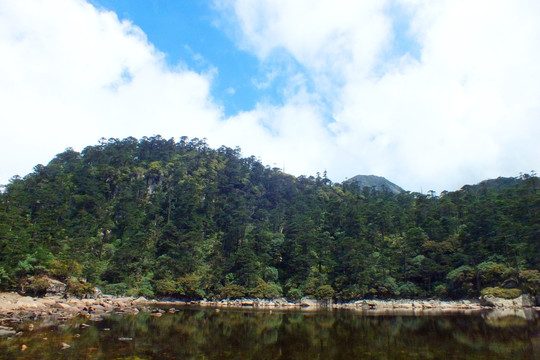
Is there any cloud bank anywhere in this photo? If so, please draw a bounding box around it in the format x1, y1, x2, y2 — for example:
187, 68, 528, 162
1, 0, 539, 192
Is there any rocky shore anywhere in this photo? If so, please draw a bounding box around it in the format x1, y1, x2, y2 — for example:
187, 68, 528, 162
1, 290, 539, 337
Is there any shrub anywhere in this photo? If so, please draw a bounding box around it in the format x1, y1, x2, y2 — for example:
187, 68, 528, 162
519, 270, 540, 296
154, 279, 177, 297
219, 284, 246, 299
22, 276, 50, 296
102, 282, 130, 296
315, 285, 335, 301
477, 261, 511, 287
67, 278, 95, 298
481, 287, 522, 299
249, 279, 282, 299
287, 288, 303, 302
177, 274, 205, 299
397, 282, 422, 298
49, 259, 83, 280
434, 284, 448, 298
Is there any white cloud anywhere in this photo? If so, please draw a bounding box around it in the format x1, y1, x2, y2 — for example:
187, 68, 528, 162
0, 0, 221, 184
218, 0, 540, 192
1, 0, 539, 194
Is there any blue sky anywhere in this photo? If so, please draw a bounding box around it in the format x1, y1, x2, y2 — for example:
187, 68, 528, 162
1, 0, 539, 192
90, 0, 307, 117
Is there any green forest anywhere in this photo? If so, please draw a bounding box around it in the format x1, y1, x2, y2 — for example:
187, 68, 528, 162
1, 136, 539, 302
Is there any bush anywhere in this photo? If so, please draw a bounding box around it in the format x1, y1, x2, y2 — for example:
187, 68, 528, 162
481, 287, 522, 299
446, 266, 476, 298
286, 288, 303, 302
519, 270, 540, 296
249, 279, 282, 299
219, 284, 246, 299
67, 278, 95, 298
22, 276, 50, 296
102, 282, 130, 296
397, 282, 422, 298
477, 261, 511, 287
434, 284, 448, 298
315, 285, 335, 301
154, 279, 177, 297
49, 259, 83, 280
177, 274, 205, 299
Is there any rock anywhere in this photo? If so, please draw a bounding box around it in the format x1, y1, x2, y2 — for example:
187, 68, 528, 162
0, 326, 16, 337
480, 295, 534, 308
20, 276, 67, 297
516, 294, 535, 308
132, 297, 147, 305
300, 298, 318, 307
56, 302, 73, 310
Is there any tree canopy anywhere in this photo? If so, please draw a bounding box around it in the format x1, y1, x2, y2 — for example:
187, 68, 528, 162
1, 136, 538, 300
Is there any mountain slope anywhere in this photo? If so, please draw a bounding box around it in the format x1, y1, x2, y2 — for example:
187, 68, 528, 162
344, 174, 404, 194
0, 136, 538, 301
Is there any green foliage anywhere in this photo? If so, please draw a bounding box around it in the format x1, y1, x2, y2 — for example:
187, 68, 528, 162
481, 287, 522, 299
248, 278, 282, 299
286, 288, 303, 302
1, 136, 539, 301
477, 261, 511, 288
22, 276, 50, 296
315, 285, 335, 300
446, 266, 477, 298
434, 284, 448, 298
50, 259, 83, 280
219, 284, 246, 300
66, 278, 95, 297
397, 282, 422, 298
154, 278, 177, 297
519, 270, 540, 296
177, 273, 205, 300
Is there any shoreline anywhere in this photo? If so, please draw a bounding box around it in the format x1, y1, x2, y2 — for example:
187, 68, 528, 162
1, 292, 539, 336
0, 292, 540, 324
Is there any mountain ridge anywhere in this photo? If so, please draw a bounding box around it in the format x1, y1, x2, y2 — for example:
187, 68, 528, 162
343, 174, 404, 194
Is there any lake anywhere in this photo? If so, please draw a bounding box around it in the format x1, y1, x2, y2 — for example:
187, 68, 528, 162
0, 307, 538, 359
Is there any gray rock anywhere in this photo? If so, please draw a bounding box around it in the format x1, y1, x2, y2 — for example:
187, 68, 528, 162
0, 326, 16, 337
300, 298, 318, 307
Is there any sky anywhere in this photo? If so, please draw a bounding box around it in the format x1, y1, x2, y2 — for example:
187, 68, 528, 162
1, 0, 539, 193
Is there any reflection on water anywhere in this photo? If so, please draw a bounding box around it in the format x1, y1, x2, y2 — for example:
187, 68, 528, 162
1, 307, 539, 359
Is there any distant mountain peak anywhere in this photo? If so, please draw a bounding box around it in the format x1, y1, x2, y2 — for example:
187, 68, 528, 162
344, 174, 404, 194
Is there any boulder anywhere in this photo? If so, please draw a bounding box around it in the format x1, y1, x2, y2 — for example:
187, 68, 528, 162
132, 297, 147, 305
480, 294, 534, 308
300, 298, 318, 307
0, 326, 16, 337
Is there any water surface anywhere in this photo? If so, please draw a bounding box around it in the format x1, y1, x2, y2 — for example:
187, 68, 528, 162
1, 307, 538, 359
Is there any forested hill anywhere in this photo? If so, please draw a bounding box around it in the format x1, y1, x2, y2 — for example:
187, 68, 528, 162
1, 136, 539, 301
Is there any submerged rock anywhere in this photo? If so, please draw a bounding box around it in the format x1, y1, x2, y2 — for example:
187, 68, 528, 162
0, 326, 16, 337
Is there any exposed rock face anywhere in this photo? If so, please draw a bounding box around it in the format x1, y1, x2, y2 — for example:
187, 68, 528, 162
479, 294, 535, 308
344, 175, 404, 194
20, 276, 67, 297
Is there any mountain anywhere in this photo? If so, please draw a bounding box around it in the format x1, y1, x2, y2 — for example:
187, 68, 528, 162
0, 136, 539, 302
344, 174, 404, 194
